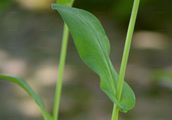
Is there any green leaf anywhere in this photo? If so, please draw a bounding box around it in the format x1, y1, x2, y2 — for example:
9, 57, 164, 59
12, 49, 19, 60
57, 0, 74, 6
0, 74, 52, 120
52, 4, 135, 112
0, 0, 11, 10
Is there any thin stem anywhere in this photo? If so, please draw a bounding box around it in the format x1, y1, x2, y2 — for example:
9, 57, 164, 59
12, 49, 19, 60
111, 0, 140, 120
118, 0, 140, 102
53, 24, 69, 120
53, 1, 75, 120
111, 104, 119, 120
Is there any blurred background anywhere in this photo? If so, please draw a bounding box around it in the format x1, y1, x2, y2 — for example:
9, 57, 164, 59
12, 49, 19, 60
0, 0, 172, 120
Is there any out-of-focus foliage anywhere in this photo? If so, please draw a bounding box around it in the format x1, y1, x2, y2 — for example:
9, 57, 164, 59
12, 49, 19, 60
0, 75, 53, 120
152, 69, 172, 90
111, 0, 150, 21
0, 0, 12, 10
75, 0, 172, 31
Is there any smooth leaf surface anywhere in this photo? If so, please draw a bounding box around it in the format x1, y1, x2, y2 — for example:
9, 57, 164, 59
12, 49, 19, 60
0, 74, 52, 120
52, 4, 135, 112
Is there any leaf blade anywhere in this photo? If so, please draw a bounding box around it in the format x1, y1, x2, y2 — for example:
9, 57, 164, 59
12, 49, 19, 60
0, 74, 52, 120
52, 4, 135, 112
52, 3, 115, 99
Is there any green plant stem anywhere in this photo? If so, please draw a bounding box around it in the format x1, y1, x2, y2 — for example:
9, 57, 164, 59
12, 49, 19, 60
111, 0, 140, 120
53, 24, 69, 120
111, 104, 119, 120
53, 1, 75, 120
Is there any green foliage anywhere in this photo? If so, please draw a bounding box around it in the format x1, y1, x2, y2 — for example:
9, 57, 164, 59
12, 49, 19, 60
52, 4, 135, 112
112, 0, 148, 21
0, 0, 11, 10
0, 0, 139, 120
152, 69, 172, 89
0, 74, 53, 120
57, 0, 74, 6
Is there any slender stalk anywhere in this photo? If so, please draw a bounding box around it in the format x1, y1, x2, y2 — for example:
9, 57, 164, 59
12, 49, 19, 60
111, 104, 119, 120
117, 0, 140, 103
111, 0, 140, 120
53, 24, 69, 120
53, 1, 75, 120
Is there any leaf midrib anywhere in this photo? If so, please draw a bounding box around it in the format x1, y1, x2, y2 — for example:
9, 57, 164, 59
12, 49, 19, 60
76, 10, 116, 97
